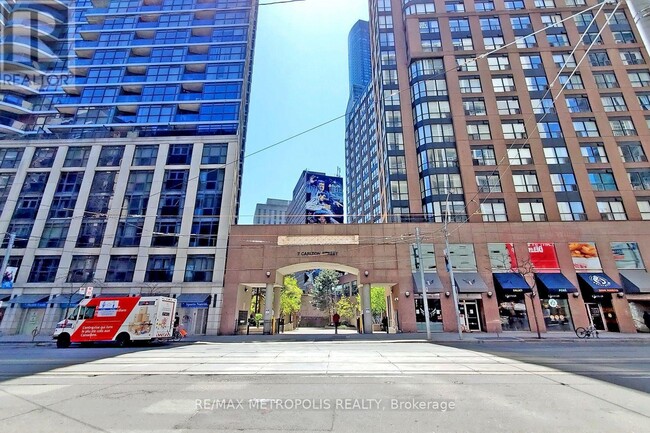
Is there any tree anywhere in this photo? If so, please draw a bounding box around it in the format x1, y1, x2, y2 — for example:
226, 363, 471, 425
311, 269, 340, 316
370, 286, 387, 323
335, 296, 358, 325
280, 276, 302, 318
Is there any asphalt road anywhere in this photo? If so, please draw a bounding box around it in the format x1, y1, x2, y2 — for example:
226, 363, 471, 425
0, 340, 648, 433
444, 341, 650, 394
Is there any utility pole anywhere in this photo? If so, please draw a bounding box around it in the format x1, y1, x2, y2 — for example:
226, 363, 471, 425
443, 195, 463, 341
415, 227, 431, 340
0, 232, 16, 287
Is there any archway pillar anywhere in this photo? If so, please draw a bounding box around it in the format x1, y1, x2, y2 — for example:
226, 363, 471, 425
361, 283, 373, 334
263, 283, 274, 334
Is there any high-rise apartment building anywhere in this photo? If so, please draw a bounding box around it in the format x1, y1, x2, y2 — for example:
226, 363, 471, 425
359, 0, 650, 332
253, 198, 290, 225
345, 20, 381, 223
0, 0, 258, 336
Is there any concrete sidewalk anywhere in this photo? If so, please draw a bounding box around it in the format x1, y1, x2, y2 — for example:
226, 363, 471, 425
2, 329, 649, 345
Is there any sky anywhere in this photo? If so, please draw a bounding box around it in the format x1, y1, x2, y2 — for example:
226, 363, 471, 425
238, 0, 370, 224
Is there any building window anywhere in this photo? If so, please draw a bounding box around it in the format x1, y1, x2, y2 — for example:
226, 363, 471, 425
505, 0, 525, 10
573, 120, 599, 137
619, 142, 647, 162
452, 38, 474, 51
510, 16, 532, 30
628, 170, 650, 190
39, 222, 70, 248
472, 147, 496, 166
190, 219, 219, 247
565, 95, 591, 113
601, 95, 627, 112
483, 36, 504, 50
105, 256, 137, 283
145, 255, 175, 283
516, 35, 537, 48
638, 200, 650, 219
463, 99, 486, 116
520, 54, 542, 69
421, 174, 463, 195
467, 123, 491, 140
493, 76, 515, 92
475, 1, 495, 11
512, 172, 540, 192
184, 255, 215, 282
0, 148, 24, 168
97, 146, 124, 167
559, 73, 584, 89
620, 50, 644, 65
581, 144, 608, 163
531, 98, 555, 114
551, 173, 578, 191
480, 201, 507, 221
612, 31, 636, 44
30, 148, 57, 168
76, 219, 107, 248
416, 124, 455, 144
597, 201, 627, 221
413, 101, 451, 121
637, 94, 650, 110
544, 147, 569, 165
558, 201, 587, 221
538, 122, 563, 138
547, 34, 569, 47
456, 56, 478, 71
419, 148, 458, 170
446, 2, 465, 12
525, 76, 547, 92
459, 78, 482, 93
412, 80, 448, 99
588, 51, 611, 67
502, 122, 527, 139
167, 143, 193, 165
476, 173, 502, 192
609, 119, 637, 136
63, 147, 91, 168
28, 257, 60, 283
588, 170, 617, 191
497, 98, 520, 115
508, 147, 532, 165
67, 256, 98, 283
133, 145, 158, 166
593, 72, 619, 88
519, 201, 547, 221
487, 56, 510, 71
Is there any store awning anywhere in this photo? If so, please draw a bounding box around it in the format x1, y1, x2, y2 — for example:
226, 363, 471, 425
9, 294, 50, 307
454, 272, 488, 293
0, 294, 10, 302
619, 270, 650, 294
577, 273, 622, 294
412, 272, 444, 294
176, 293, 211, 308
493, 273, 531, 293
50, 294, 84, 308
535, 273, 578, 296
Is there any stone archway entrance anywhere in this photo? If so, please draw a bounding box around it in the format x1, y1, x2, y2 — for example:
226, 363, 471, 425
220, 225, 411, 335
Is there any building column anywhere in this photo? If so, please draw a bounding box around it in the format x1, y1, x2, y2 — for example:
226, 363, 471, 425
273, 285, 281, 333
361, 283, 372, 334
263, 283, 274, 335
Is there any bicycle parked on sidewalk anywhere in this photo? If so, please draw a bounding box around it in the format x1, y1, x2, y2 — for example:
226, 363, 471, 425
575, 324, 599, 339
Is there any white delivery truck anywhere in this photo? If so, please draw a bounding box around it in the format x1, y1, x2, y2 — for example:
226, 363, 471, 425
53, 296, 177, 348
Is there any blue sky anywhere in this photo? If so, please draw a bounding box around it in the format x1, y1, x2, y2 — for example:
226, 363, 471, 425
238, 0, 369, 224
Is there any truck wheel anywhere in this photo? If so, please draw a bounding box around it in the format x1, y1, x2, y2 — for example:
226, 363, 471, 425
116, 333, 131, 348
57, 334, 71, 349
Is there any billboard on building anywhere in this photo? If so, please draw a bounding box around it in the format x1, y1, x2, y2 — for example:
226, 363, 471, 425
528, 243, 560, 271
569, 242, 602, 271
304, 172, 344, 224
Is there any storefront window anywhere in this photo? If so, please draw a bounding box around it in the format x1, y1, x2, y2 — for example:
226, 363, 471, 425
541, 298, 573, 331
415, 297, 443, 332
498, 296, 530, 331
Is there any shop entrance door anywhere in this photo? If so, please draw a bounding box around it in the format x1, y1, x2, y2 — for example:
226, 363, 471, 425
18, 309, 45, 336
585, 302, 606, 331
195, 308, 208, 334
459, 300, 482, 332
